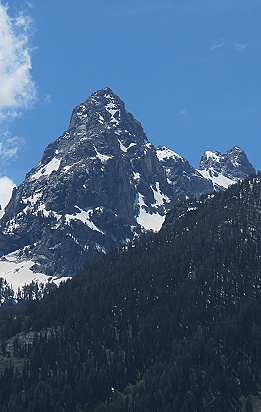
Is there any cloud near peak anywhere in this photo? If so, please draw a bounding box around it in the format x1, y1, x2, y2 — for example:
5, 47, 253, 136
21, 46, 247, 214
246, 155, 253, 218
0, 176, 16, 218
0, 3, 36, 122
0, 131, 24, 162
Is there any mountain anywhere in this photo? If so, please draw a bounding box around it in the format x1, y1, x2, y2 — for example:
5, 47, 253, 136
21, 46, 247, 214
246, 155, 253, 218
0, 88, 209, 283
156, 145, 213, 200
0, 88, 255, 288
198, 146, 255, 190
0, 174, 261, 410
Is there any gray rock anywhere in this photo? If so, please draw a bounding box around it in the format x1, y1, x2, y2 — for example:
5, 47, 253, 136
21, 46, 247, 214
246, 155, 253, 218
0, 89, 256, 278
198, 146, 255, 190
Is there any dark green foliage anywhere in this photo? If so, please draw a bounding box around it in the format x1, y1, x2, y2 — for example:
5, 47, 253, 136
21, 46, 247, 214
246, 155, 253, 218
0, 175, 261, 410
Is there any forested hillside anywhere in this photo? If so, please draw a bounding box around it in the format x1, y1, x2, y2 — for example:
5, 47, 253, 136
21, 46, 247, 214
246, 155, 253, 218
0, 175, 261, 411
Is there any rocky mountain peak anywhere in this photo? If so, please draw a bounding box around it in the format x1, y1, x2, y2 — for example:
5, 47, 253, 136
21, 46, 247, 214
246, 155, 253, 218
224, 146, 255, 178
198, 146, 255, 190
156, 146, 213, 202
67, 87, 148, 146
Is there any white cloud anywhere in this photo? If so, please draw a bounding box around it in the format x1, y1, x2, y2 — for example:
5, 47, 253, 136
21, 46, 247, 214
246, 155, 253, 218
210, 40, 225, 50
210, 40, 249, 53
25, 2, 34, 9
234, 42, 248, 51
0, 176, 15, 216
44, 94, 52, 105
0, 131, 24, 162
178, 109, 187, 117
0, 3, 36, 122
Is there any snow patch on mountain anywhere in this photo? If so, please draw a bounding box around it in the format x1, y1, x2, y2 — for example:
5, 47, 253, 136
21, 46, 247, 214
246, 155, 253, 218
151, 182, 171, 206
118, 140, 136, 152
65, 207, 105, 234
198, 169, 235, 189
137, 207, 165, 232
3, 217, 20, 234
0, 249, 70, 293
21, 194, 62, 221
62, 162, 80, 173
22, 192, 43, 206
105, 100, 120, 125
133, 172, 141, 180
91, 147, 114, 164
156, 146, 183, 162
31, 157, 61, 180
204, 151, 222, 162
136, 193, 165, 231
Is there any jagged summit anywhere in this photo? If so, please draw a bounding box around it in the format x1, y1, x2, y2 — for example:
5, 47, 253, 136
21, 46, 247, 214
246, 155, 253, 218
67, 87, 148, 145
198, 146, 255, 190
156, 146, 212, 202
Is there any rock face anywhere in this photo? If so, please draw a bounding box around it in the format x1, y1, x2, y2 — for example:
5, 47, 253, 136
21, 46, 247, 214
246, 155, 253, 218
156, 146, 213, 202
0, 88, 178, 278
0, 88, 256, 282
198, 147, 255, 190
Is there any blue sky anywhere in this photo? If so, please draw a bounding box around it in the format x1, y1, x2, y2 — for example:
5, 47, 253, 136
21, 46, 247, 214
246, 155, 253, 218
0, 0, 261, 196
